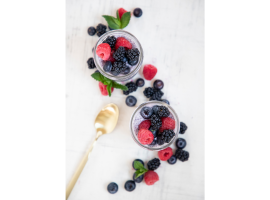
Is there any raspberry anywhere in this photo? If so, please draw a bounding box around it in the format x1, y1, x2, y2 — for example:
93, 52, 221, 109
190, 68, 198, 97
115, 37, 132, 50
118, 8, 127, 19
98, 82, 114, 96
143, 64, 157, 80
158, 147, 173, 161
96, 43, 111, 61
159, 117, 175, 132
138, 129, 154, 145
138, 120, 151, 130
144, 171, 159, 186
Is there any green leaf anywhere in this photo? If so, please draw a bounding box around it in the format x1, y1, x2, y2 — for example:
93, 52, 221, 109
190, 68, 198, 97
135, 168, 148, 179
102, 15, 121, 30
112, 81, 128, 91
91, 72, 103, 82
120, 12, 131, 29
106, 82, 112, 97
103, 81, 111, 86
116, 10, 120, 21
133, 161, 144, 170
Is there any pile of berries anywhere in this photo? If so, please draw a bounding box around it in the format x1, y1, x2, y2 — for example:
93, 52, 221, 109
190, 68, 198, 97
143, 79, 169, 104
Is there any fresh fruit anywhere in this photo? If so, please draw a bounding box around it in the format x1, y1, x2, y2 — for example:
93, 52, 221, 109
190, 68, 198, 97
96, 43, 111, 60
167, 155, 177, 165
161, 99, 170, 105
133, 172, 144, 183
150, 89, 164, 101
111, 61, 126, 76
152, 105, 160, 114
133, 8, 143, 18
139, 120, 151, 130
175, 149, 189, 162
140, 107, 153, 119
96, 23, 107, 37
156, 136, 165, 145
109, 26, 114, 30
138, 129, 154, 145
158, 129, 175, 143
180, 122, 188, 134
106, 49, 115, 63
128, 57, 139, 66
123, 82, 138, 95
103, 61, 112, 72
103, 36, 117, 48
136, 78, 145, 87
87, 27, 96, 36
149, 128, 158, 138
157, 106, 170, 118
98, 82, 114, 96
147, 158, 160, 170
124, 180, 136, 192
143, 87, 154, 98
126, 48, 140, 65
126, 96, 137, 107
115, 37, 132, 50
87, 57, 96, 69
153, 80, 164, 90
159, 117, 175, 132
122, 67, 130, 74
158, 147, 173, 161
94, 70, 100, 73
144, 171, 159, 186
175, 138, 186, 149
132, 159, 144, 169
122, 56, 127, 63
143, 64, 157, 80
149, 137, 157, 146
107, 182, 118, 194
150, 114, 162, 130
113, 46, 126, 61
118, 8, 127, 19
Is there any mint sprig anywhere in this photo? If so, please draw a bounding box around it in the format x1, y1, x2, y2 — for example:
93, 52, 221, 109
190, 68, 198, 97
134, 160, 148, 179
91, 72, 128, 97
102, 9, 131, 30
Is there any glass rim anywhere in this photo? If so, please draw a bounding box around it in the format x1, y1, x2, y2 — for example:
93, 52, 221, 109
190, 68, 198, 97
130, 101, 180, 151
93, 30, 144, 82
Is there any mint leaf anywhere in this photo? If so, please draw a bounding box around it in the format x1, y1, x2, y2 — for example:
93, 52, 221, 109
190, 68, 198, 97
120, 12, 131, 29
106, 82, 112, 97
103, 81, 111, 86
112, 81, 128, 91
102, 15, 121, 30
134, 161, 144, 170
135, 168, 148, 179
91, 72, 103, 82
116, 10, 120, 21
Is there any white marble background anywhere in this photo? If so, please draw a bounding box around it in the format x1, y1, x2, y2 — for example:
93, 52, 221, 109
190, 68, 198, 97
66, 0, 204, 199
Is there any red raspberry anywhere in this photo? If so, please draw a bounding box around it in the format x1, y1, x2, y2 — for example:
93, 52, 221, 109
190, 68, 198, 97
98, 82, 114, 96
144, 171, 159, 186
143, 64, 157, 80
118, 8, 127, 19
159, 117, 176, 133
158, 147, 173, 161
96, 43, 111, 61
115, 37, 132, 50
138, 129, 154, 145
139, 120, 151, 130
107, 49, 116, 62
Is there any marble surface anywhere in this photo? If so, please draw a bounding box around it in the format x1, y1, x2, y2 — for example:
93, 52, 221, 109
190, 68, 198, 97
66, 0, 204, 199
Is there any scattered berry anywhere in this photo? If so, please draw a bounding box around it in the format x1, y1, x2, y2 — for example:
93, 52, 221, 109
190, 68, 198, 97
126, 96, 137, 107
175, 149, 189, 162
157, 106, 170, 118
94, 70, 100, 73
133, 173, 144, 183
98, 82, 114, 96
113, 46, 126, 61
118, 8, 127, 19
144, 171, 159, 186
96, 23, 106, 37
136, 78, 145, 87
122, 67, 130, 74
158, 147, 173, 161
139, 120, 151, 130
87, 57, 96, 69
143, 64, 157, 80
159, 117, 175, 133
147, 158, 160, 170
111, 61, 126, 76
133, 8, 143, 18
140, 107, 153, 119
124, 180, 136, 192
96, 43, 111, 60
138, 129, 154, 145
150, 89, 164, 101
161, 99, 170, 105
107, 182, 118, 194
103, 61, 112, 72
159, 129, 175, 143
132, 159, 144, 169
103, 36, 116, 48
175, 138, 186, 149
153, 80, 164, 90
126, 48, 140, 66
143, 87, 154, 98
123, 81, 138, 95
150, 114, 162, 130
87, 27, 96, 36
180, 122, 188, 134
115, 37, 132, 50
167, 155, 177, 165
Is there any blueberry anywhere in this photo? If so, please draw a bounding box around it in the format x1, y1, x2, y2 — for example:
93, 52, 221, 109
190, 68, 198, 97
128, 57, 139, 66
94, 70, 99, 73
124, 180, 136, 192
122, 57, 127, 63
110, 70, 121, 76
162, 99, 170, 105
103, 61, 112, 72
133, 172, 144, 183
140, 107, 153, 119
152, 105, 160, 114
122, 67, 130, 75
133, 8, 143, 18
126, 96, 137, 107
107, 182, 118, 194
136, 78, 145, 87
153, 80, 164, 90
175, 138, 186, 149
167, 155, 177, 165
149, 137, 157, 146
87, 26, 96, 36
132, 159, 144, 169
149, 128, 158, 138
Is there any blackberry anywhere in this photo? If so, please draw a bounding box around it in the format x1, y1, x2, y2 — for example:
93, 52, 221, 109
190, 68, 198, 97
123, 81, 138, 95
143, 87, 154, 98
103, 36, 116, 48
150, 89, 164, 100
87, 57, 96, 69
147, 158, 160, 170
150, 114, 162, 130
96, 23, 106, 37
111, 62, 126, 76
126, 48, 140, 63
180, 122, 188, 134
157, 136, 165, 145
87, 27, 96, 36
175, 149, 189, 162
157, 106, 170, 118
113, 46, 126, 61
159, 130, 175, 143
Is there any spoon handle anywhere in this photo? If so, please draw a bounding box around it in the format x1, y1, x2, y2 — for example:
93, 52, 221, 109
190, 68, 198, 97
66, 131, 102, 199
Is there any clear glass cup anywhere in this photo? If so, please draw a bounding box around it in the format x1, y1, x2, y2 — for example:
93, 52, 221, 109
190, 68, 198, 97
93, 30, 144, 82
130, 101, 180, 151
